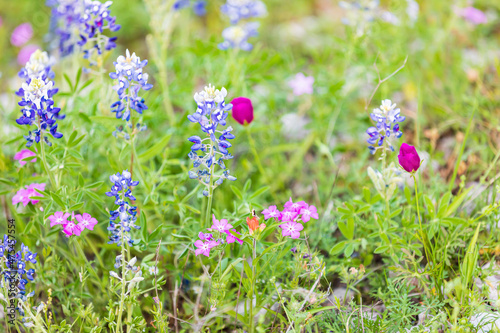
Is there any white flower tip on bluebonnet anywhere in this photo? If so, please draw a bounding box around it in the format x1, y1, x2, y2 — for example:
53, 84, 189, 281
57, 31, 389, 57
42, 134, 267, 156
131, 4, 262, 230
110, 271, 121, 279
380, 11, 400, 25
406, 0, 419, 22
194, 84, 227, 104
22, 78, 53, 110
128, 256, 137, 267
110, 174, 120, 183
25, 49, 53, 78
122, 170, 132, 179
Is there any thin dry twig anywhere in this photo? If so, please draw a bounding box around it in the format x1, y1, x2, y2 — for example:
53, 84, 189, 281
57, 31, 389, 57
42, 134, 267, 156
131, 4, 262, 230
365, 55, 409, 111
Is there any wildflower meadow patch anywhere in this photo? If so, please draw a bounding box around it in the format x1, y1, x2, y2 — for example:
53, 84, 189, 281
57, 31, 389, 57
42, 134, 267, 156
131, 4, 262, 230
1, 0, 500, 332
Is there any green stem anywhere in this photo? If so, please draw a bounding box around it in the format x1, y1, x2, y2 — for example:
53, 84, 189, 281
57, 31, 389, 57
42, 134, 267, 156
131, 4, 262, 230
116, 214, 127, 333
204, 142, 215, 229
40, 139, 57, 189
249, 238, 257, 333
412, 174, 431, 263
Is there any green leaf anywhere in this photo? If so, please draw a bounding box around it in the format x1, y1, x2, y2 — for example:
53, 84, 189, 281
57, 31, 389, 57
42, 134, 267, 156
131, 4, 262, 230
330, 241, 346, 255
84, 190, 104, 203
344, 243, 354, 257
67, 130, 78, 147
172, 234, 191, 241
138, 134, 172, 160
338, 219, 354, 240
445, 188, 472, 218
0, 178, 15, 186
85, 181, 104, 189
220, 258, 244, 280
374, 245, 389, 254
248, 186, 270, 200
64, 73, 73, 92
362, 187, 371, 202
140, 212, 148, 242
243, 179, 252, 192
230, 185, 243, 200
243, 260, 253, 280
254, 240, 287, 265
50, 192, 66, 208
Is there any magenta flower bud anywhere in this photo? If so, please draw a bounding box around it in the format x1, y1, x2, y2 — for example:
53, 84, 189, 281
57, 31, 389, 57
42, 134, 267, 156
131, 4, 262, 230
231, 97, 254, 125
398, 143, 420, 173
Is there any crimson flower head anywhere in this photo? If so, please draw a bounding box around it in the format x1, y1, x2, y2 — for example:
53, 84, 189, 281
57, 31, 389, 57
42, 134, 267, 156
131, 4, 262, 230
231, 97, 254, 125
398, 143, 420, 173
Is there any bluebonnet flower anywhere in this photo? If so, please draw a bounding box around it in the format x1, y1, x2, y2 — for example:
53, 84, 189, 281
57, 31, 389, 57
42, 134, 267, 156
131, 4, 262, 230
109, 50, 153, 139
221, 0, 267, 24
339, 0, 399, 36
15, 49, 64, 147
187, 85, 237, 196
173, 0, 207, 16
366, 99, 405, 154
219, 0, 266, 51
105, 170, 141, 246
218, 22, 260, 51
47, 0, 120, 68
46, 0, 83, 56
0, 236, 37, 325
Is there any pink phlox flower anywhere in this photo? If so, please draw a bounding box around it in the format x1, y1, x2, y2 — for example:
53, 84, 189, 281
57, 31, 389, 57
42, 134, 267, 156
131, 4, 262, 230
288, 72, 314, 96
225, 229, 243, 245
18, 44, 40, 65
12, 183, 45, 206
11, 23, 33, 47
461, 7, 487, 25
75, 213, 98, 231
281, 221, 304, 239
281, 210, 298, 222
210, 215, 233, 233
300, 205, 319, 222
63, 221, 82, 237
198, 232, 214, 241
284, 197, 307, 213
26, 183, 46, 204
262, 205, 281, 220
48, 211, 71, 227
14, 149, 37, 166
12, 189, 31, 206
194, 240, 218, 257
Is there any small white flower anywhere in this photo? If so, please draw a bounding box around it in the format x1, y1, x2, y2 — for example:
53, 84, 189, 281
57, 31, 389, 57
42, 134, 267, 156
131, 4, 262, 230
148, 266, 159, 275
110, 271, 121, 279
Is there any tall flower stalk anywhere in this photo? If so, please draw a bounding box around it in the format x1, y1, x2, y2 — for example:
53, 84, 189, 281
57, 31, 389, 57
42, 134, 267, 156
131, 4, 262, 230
366, 99, 405, 215
15, 49, 64, 189
187, 84, 237, 227
105, 170, 141, 332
